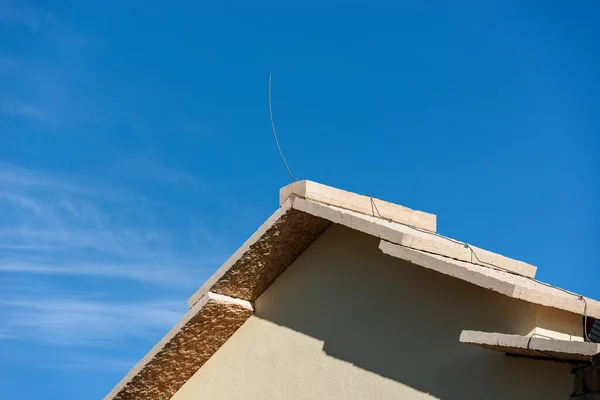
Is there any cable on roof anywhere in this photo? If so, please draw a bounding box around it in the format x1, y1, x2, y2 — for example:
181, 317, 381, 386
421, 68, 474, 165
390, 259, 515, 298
369, 195, 597, 365
526, 333, 568, 362
268, 73, 299, 182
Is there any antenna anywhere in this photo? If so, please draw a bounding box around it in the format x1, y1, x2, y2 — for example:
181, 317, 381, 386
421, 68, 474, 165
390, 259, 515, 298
268, 73, 299, 181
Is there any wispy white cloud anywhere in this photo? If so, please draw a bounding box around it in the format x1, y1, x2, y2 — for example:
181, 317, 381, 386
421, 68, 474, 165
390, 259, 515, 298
0, 2, 239, 374
0, 0, 57, 30
0, 9, 92, 126
0, 348, 139, 372
56, 355, 137, 372
0, 6, 206, 133
0, 226, 165, 258
0, 55, 107, 127
119, 157, 206, 186
0, 160, 239, 377
0, 98, 50, 120
0, 162, 225, 285
0, 189, 43, 213
0, 258, 219, 286
0, 55, 17, 68
109, 156, 214, 199
0, 162, 144, 201
0, 297, 184, 345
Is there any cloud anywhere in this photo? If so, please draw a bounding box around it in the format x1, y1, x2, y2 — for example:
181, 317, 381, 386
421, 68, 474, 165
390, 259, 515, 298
0, 346, 138, 372
0, 162, 226, 286
0, 258, 219, 287
0, 226, 165, 258
0, 160, 239, 376
55, 355, 138, 372
0, 15, 91, 126
0, 1, 56, 30
0, 162, 141, 201
110, 156, 214, 198
0, 98, 50, 121
0, 190, 43, 213
0, 55, 17, 68
0, 297, 184, 345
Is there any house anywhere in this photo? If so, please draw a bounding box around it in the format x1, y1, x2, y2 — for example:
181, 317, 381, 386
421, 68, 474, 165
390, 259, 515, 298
104, 181, 600, 400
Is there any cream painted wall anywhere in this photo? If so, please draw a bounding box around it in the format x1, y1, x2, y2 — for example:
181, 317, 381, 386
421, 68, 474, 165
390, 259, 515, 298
172, 225, 573, 400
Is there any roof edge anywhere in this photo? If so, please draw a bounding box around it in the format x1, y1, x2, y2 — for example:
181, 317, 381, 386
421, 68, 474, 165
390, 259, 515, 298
188, 198, 295, 308
460, 330, 600, 362
280, 180, 437, 232
104, 292, 253, 400
292, 197, 536, 278
188, 184, 537, 309
379, 240, 600, 319
187, 198, 334, 307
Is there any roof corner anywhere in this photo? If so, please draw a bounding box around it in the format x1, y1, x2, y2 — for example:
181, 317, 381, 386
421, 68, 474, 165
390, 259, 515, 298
280, 180, 437, 232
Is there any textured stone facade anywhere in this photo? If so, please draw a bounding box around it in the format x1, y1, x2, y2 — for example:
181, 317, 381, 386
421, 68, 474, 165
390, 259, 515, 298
210, 209, 331, 301
109, 297, 252, 400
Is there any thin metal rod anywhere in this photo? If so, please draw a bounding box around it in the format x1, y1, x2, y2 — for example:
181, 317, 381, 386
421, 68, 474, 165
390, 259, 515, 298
268, 73, 299, 181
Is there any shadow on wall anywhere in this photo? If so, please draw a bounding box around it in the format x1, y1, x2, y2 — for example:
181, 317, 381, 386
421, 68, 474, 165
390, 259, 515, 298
254, 224, 573, 400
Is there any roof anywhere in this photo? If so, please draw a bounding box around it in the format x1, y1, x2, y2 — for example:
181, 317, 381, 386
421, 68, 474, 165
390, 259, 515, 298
105, 180, 600, 400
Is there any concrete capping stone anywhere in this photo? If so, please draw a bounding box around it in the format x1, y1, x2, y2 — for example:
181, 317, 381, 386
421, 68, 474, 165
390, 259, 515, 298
460, 330, 600, 362
280, 180, 437, 232
379, 240, 600, 319
293, 197, 536, 278
104, 292, 253, 400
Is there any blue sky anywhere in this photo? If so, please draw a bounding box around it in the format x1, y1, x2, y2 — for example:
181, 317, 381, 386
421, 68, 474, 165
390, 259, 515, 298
0, 1, 598, 398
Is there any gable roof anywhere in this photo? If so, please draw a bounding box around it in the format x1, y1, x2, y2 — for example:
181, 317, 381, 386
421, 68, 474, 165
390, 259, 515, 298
105, 181, 600, 400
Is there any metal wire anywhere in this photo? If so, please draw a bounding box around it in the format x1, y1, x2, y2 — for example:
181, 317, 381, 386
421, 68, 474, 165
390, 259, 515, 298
268, 73, 299, 181
526, 333, 567, 362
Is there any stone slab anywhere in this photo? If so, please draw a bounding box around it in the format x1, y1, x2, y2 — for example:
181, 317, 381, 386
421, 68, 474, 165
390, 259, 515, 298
293, 197, 536, 278
280, 180, 437, 232
460, 330, 600, 362
379, 240, 600, 319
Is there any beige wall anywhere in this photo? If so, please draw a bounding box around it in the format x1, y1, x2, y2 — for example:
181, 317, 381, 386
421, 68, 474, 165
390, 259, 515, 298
172, 225, 573, 400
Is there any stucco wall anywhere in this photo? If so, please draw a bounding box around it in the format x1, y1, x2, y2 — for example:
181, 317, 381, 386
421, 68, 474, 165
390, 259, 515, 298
172, 225, 573, 400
